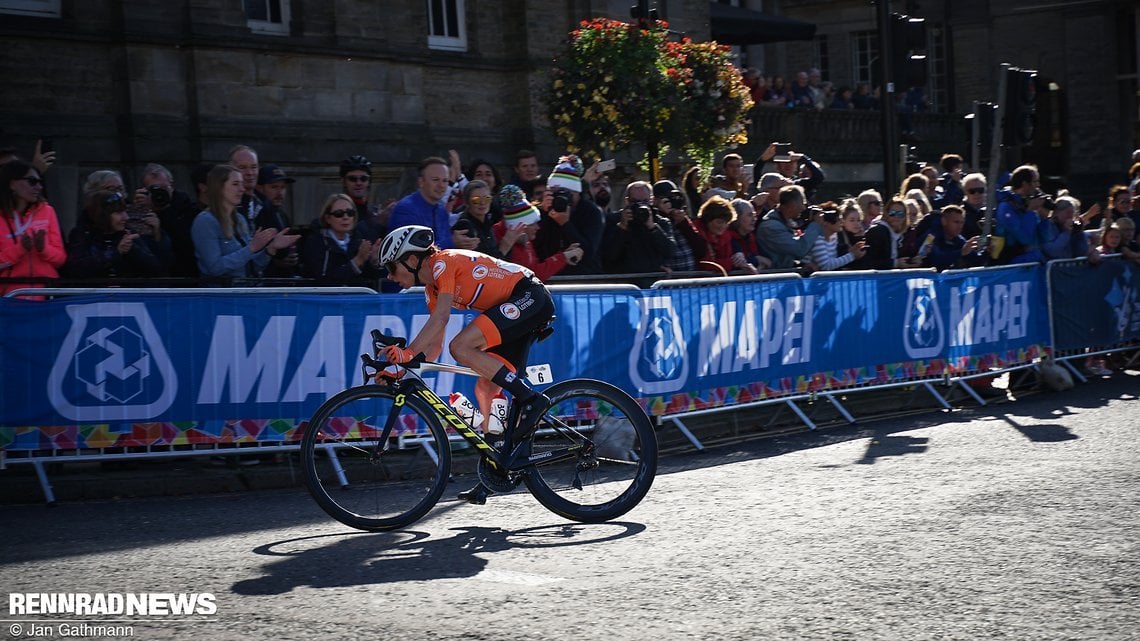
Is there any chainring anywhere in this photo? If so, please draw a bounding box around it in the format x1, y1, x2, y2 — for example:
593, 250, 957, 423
477, 457, 522, 493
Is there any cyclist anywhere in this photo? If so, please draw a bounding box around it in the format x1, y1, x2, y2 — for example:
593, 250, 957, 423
377, 223, 554, 505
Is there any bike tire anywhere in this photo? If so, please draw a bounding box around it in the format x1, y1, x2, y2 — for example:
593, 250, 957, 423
523, 378, 658, 523
300, 384, 452, 531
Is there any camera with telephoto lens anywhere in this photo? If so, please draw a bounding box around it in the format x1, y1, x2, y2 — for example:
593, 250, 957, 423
1041, 196, 1055, 211
147, 185, 171, 209
667, 191, 685, 210
800, 204, 830, 225
551, 188, 571, 213
629, 200, 653, 226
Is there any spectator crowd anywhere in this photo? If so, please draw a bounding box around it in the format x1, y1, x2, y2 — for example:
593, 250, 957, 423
3, 135, 1139, 299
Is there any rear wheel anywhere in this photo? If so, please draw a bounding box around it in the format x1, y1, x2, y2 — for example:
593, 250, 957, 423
523, 379, 658, 522
300, 385, 451, 531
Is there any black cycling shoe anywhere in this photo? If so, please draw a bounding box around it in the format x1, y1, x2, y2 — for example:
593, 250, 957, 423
457, 482, 493, 505
514, 393, 551, 441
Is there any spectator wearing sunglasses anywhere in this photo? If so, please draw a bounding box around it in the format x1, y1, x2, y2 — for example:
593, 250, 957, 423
916, 172, 986, 245
864, 197, 920, 269
299, 193, 383, 285
450, 180, 502, 259
0, 160, 67, 296
340, 154, 392, 243
855, 189, 883, 230
63, 190, 169, 280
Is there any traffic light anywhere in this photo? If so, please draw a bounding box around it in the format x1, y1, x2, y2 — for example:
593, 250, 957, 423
1002, 67, 1037, 147
965, 101, 997, 163
891, 13, 928, 88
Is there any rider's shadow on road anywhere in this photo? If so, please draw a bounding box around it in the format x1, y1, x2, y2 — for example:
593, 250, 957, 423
856, 431, 930, 465
232, 521, 645, 595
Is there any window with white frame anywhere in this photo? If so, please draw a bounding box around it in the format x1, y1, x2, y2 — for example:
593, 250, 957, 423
244, 0, 290, 36
0, 0, 61, 18
852, 30, 880, 86
427, 0, 467, 52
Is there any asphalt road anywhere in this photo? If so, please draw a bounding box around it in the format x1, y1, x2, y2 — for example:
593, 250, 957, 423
2, 374, 1137, 641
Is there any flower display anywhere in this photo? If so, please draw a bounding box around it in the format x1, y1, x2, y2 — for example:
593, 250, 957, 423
545, 18, 753, 172
546, 18, 679, 162
665, 39, 755, 173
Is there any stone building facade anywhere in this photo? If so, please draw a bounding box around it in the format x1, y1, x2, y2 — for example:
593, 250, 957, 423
752, 0, 1137, 197
1, 0, 1136, 230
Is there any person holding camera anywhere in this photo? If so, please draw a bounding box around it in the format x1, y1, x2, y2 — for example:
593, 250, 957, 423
809, 202, 867, 271
542, 155, 603, 275
601, 181, 676, 275
1041, 195, 1096, 262
63, 190, 170, 280
450, 180, 502, 259
492, 185, 582, 280
753, 142, 825, 202
654, 179, 707, 273
134, 163, 196, 278
86, 167, 172, 277
757, 184, 823, 270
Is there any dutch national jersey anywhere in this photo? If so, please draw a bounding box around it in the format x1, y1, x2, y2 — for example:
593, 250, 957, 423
424, 249, 535, 313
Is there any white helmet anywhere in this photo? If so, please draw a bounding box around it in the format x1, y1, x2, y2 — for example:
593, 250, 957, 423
379, 225, 435, 266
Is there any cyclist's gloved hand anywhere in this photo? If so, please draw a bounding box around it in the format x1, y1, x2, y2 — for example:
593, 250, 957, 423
382, 345, 416, 364
375, 365, 405, 383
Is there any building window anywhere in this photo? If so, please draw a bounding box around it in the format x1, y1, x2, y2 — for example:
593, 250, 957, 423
0, 0, 60, 17
427, 0, 467, 52
813, 35, 830, 81
244, 0, 290, 35
852, 30, 879, 87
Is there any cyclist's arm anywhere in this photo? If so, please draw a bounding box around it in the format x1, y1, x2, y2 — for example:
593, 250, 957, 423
407, 292, 452, 361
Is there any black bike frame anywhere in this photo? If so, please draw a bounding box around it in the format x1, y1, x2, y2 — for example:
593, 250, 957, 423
372, 377, 587, 474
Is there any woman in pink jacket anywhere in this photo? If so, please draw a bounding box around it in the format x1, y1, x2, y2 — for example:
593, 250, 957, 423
0, 160, 66, 296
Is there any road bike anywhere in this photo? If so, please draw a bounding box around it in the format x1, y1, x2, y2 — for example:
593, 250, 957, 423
300, 328, 658, 531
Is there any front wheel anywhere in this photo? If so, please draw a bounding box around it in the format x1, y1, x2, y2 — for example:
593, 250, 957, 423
523, 379, 658, 522
300, 384, 452, 531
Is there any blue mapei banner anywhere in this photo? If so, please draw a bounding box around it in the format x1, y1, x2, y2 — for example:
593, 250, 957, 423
0, 291, 629, 427
1048, 257, 1140, 351
631, 265, 1048, 413
0, 265, 1049, 431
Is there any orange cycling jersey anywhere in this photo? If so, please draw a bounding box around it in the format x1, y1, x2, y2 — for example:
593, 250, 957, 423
424, 249, 536, 313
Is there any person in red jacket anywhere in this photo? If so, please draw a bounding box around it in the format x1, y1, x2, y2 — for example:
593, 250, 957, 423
0, 160, 66, 297
696, 195, 735, 275
491, 184, 582, 280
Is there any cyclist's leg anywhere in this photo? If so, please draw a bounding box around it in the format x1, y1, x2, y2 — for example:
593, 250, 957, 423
450, 279, 554, 434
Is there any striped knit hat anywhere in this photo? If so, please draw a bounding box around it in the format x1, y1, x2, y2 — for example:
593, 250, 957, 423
547, 154, 583, 193
497, 184, 541, 227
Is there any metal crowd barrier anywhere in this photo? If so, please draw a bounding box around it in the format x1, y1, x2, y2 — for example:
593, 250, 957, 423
649, 264, 1051, 451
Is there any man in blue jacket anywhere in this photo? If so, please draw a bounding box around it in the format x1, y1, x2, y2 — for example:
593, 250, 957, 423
993, 165, 1044, 264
